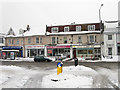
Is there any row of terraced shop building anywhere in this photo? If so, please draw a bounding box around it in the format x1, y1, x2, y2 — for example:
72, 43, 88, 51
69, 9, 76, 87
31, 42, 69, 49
2, 22, 120, 60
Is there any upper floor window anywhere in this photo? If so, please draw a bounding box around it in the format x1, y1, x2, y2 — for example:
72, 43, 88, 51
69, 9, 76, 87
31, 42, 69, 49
12, 39, 14, 44
36, 37, 39, 44
88, 25, 95, 31
21, 40, 23, 44
16, 39, 19, 44
108, 35, 112, 40
64, 37, 67, 44
76, 26, 81, 31
51, 27, 58, 33
89, 35, 94, 43
28, 38, 31, 43
0, 38, 4, 43
8, 39, 11, 44
52, 37, 55, 44
64, 26, 69, 32
40, 37, 42, 43
78, 36, 82, 43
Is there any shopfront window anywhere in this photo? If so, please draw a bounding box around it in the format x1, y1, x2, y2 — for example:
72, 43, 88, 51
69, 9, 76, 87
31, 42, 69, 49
47, 48, 70, 57
29, 49, 44, 57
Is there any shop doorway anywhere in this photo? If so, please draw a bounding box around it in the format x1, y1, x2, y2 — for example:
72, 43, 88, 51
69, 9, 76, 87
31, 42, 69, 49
73, 49, 76, 58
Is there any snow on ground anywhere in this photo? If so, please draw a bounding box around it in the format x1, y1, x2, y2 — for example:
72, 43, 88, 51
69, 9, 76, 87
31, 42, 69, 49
0, 65, 38, 89
0, 57, 34, 62
42, 65, 97, 88
95, 67, 119, 87
42, 73, 93, 88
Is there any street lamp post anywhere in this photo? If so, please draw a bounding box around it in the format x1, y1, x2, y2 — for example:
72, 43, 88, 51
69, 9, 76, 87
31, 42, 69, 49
99, 4, 104, 60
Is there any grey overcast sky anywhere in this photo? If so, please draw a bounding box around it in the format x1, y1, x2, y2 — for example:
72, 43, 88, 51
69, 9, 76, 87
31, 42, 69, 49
0, 0, 120, 34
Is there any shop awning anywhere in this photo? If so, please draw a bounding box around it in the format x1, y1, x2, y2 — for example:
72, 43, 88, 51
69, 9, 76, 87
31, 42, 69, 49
2, 50, 19, 52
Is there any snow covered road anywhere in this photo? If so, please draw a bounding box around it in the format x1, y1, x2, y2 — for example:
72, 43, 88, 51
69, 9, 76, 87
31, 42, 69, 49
0, 63, 119, 89
0, 65, 98, 88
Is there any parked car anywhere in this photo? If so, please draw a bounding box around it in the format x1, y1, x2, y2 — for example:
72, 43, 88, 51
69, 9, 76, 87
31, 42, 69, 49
55, 54, 66, 61
34, 55, 52, 62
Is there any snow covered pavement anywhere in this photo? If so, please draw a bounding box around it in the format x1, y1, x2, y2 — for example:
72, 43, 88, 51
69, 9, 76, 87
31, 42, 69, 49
42, 65, 97, 88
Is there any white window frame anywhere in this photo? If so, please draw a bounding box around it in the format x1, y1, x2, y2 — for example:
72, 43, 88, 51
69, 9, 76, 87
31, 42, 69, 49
108, 47, 112, 55
40, 37, 42, 43
76, 26, 81, 31
64, 26, 69, 32
51, 27, 58, 33
28, 38, 31, 44
108, 35, 112, 40
36, 37, 39, 44
88, 25, 95, 31
89, 35, 95, 43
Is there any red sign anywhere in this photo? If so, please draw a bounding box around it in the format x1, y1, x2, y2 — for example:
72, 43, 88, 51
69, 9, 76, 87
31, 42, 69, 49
47, 46, 70, 48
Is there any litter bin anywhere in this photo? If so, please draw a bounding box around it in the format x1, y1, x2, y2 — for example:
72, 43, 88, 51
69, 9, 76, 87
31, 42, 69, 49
74, 58, 78, 66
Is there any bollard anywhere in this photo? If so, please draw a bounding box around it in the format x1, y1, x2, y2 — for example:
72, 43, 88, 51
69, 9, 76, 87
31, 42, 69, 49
74, 58, 78, 67
57, 62, 63, 75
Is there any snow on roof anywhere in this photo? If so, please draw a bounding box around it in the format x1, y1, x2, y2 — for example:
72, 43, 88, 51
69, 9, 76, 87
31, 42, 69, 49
47, 22, 100, 27
46, 31, 101, 35
23, 27, 45, 36
6, 28, 45, 38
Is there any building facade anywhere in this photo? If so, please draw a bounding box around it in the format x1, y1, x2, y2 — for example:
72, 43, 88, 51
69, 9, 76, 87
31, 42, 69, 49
46, 23, 103, 59
102, 28, 120, 60
0, 33, 5, 58
4, 22, 103, 60
5, 35, 49, 58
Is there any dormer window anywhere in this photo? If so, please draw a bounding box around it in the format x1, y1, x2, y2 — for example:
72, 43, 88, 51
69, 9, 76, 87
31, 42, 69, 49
76, 26, 81, 31
88, 25, 95, 31
51, 27, 58, 33
64, 26, 69, 32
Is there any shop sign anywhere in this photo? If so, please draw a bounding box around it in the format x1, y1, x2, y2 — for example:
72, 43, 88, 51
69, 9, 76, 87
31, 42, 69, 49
73, 45, 100, 48
25, 45, 45, 49
47, 46, 70, 48
3, 46, 22, 50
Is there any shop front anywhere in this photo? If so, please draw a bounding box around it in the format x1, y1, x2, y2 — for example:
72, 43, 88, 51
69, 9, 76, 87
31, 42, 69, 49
73, 45, 101, 60
47, 45, 70, 58
2, 46, 23, 58
25, 45, 45, 58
